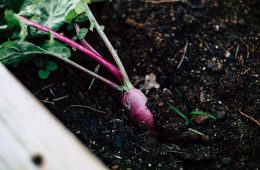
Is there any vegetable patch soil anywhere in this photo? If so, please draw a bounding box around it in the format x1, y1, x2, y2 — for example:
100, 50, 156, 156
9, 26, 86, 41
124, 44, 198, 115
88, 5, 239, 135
10, 0, 259, 169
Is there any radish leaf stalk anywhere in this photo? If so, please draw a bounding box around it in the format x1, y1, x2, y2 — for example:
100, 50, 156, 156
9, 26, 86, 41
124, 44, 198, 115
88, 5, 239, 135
85, 4, 133, 91
75, 24, 101, 57
18, 15, 124, 83
0, 40, 122, 90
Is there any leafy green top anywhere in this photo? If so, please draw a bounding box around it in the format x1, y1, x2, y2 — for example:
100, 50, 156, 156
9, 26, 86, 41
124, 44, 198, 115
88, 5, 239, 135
19, 0, 92, 35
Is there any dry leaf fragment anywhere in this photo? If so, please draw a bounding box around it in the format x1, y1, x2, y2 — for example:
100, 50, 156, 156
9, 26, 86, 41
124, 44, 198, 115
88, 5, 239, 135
192, 115, 209, 124
144, 73, 160, 91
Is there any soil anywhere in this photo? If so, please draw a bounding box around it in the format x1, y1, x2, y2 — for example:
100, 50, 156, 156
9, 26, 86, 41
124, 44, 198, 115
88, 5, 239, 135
9, 0, 259, 169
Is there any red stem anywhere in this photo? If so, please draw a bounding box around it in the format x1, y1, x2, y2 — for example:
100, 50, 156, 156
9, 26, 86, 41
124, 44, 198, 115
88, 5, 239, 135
62, 57, 121, 90
75, 24, 100, 56
18, 16, 123, 83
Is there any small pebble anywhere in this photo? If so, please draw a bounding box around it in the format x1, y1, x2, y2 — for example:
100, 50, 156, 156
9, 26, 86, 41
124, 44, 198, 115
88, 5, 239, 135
111, 165, 119, 170
225, 51, 231, 58
214, 25, 220, 31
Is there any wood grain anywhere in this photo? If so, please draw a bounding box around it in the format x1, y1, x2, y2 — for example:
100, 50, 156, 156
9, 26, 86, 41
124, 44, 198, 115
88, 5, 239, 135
0, 63, 106, 170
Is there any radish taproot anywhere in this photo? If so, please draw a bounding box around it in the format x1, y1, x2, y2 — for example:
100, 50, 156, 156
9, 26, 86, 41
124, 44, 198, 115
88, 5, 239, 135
122, 88, 154, 131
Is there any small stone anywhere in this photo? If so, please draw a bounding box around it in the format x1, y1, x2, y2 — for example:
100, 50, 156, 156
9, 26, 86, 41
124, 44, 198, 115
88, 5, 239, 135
164, 33, 170, 38
158, 102, 164, 107
111, 165, 119, 170
214, 25, 220, 31
225, 50, 231, 58
202, 135, 210, 141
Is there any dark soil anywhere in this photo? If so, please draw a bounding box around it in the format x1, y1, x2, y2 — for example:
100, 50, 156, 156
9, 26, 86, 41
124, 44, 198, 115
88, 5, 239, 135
10, 0, 259, 169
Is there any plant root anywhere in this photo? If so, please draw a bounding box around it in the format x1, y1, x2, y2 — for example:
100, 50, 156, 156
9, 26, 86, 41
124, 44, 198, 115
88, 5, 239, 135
239, 109, 260, 126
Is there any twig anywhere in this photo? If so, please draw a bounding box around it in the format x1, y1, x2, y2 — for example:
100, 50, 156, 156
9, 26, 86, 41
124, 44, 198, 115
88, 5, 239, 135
52, 95, 69, 102
140, 147, 149, 153
246, 45, 249, 59
204, 41, 213, 54
49, 88, 56, 97
239, 38, 250, 58
40, 100, 55, 105
188, 128, 205, 136
239, 109, 260, 126
235, 45, 240, 58
89, 65, 100, 90
70, 104, 106, 114
177, 39, 188, 69
166, 150, 186, 154
34, 84, 53, 95
241, 68, 251, 75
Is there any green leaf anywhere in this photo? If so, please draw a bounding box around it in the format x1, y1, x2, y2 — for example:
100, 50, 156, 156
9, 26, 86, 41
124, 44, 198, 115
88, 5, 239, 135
46, 60, 58, 71
65, 1, 85, 22
4, 10, 28, 41
89, 20, 95, 31
78, 28, 88, 40
64, 0, 98, 23
71, 35, 79, 41
188, 128, 205, 136
0, 40, 70, 66
38, 69, 50, 79
169, 105, 189, 125
19, 0, 82, 35
42, 40, 71, 59
0, 41, 49, 66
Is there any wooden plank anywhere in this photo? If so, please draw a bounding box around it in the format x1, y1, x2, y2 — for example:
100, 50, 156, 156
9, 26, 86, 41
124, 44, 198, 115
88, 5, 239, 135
0, 63, 107, 170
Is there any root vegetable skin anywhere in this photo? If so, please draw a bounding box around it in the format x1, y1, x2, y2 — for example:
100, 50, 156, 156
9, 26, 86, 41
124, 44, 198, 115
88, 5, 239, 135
122, 88, 154, 131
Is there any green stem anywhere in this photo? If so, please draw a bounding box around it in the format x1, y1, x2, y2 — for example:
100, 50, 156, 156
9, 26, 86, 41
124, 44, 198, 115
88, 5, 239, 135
85, 4, 133, 91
